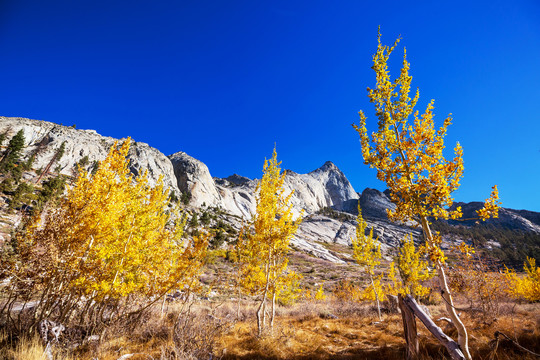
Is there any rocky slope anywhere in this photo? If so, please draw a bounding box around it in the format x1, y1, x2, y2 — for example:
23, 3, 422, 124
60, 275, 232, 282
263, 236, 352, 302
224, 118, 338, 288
166, 154, 360, 219
0, 117, 179, 193
1, 116, 539, 264
449, 202, 540, 233
0, 117, 364, 261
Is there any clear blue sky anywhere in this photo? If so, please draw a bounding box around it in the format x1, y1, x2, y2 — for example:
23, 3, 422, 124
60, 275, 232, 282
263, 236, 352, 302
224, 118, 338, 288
1, 1, 539, 211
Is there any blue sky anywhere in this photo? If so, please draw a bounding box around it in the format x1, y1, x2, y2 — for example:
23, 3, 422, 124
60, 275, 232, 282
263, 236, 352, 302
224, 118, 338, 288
1, 1, 539, 211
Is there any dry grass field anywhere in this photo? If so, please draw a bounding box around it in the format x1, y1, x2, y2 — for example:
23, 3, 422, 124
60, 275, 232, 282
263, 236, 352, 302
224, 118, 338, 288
2, 295, 538, 360
2, 251, 540, 360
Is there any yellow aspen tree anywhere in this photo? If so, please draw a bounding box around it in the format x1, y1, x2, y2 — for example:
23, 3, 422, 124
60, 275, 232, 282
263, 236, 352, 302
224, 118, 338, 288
237, 147, 302, 337
314, 282, 327, 301
504, 257, 540, 302
64, 139, 207, 300
353, 29, 500, 360
397, 235, 432, 300
4, 139, 207, 330
351, 206, 383, 320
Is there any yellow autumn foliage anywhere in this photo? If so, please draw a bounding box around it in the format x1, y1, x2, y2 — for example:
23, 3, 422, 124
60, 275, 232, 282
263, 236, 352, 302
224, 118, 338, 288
352, 28, 501, 359
54, 139, 206, 298
395, 235, 432, 299
314, 282, 327, 301
5, 139, 207, 330
352, 29, 500, 260
352, 206, 381, 277
332, 280, 364, 302
351, 205, 385, 317
332, 279, 385, 303
237, 147, 302, 335
505, 257, 540, 302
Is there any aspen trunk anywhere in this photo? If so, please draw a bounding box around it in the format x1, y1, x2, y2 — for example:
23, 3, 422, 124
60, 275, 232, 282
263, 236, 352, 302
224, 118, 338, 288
398, 294, 419, 360
370, 273, 382, 321
402, 294, 465, 360
436, 264, 471, 359
270, 261, 277, 335
420, 217, 471, 360
256, 296, 266, 337
257, 254, 272, 337
236, 281, 241, 321
270, 290, 276, 335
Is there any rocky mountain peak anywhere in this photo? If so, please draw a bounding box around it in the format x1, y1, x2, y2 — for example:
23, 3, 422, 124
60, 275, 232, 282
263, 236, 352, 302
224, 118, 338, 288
306, 161, 359, 212
310, 161, 340, 175
225, 174, 251, 186
359, 188, 396, 220
321, 161, 338, 170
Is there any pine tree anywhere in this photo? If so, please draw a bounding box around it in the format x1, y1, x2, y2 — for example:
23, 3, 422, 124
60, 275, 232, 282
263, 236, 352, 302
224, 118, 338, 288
0, 129, 25, 174
0, 130, 8, 147
189, 212, 199, 228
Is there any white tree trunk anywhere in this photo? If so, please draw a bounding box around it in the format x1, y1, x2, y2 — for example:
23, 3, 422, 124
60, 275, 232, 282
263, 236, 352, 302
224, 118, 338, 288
370, 273, 382, 321
402, 294, 465, 360
420, 218, 471, 360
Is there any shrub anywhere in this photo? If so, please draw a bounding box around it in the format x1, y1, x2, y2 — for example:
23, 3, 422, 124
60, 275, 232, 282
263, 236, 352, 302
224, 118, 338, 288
0, 139, 207, 335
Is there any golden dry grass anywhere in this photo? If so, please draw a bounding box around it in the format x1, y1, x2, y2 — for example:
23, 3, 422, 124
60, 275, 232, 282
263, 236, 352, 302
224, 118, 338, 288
2, 299, 539, 360
218, 299, 540, 360
0, 332, 76, 360
5, 336, 46, 360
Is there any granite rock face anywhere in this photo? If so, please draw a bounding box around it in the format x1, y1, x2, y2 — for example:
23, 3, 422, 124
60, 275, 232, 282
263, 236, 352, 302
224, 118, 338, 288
3, 116, 539, 264
359, 188, 396, 220
1, 118, 361, 220
225, 174, 251, 186
168, 151, 222, 208
0, 117, 179, 193
308, 161, 359, 212
214, 161, 361, 218
450, 202, 540, 233
167, 155, 362, 219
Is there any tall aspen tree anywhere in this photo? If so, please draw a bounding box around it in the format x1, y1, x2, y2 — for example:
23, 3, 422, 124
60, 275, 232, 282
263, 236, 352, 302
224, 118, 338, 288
237, 147, 302, 337
353, 29, 500, 359
352, 206, 383, 320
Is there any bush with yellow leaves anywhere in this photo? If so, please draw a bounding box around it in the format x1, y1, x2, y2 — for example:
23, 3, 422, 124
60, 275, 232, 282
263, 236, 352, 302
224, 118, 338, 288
504, 257, 540, 302
387, 235, 433, 301
0, 139, 207, 334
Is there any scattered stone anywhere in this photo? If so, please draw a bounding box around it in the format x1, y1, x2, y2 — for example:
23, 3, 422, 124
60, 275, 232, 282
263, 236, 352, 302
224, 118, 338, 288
319, 312, 339, 320
39, 319, 65, 344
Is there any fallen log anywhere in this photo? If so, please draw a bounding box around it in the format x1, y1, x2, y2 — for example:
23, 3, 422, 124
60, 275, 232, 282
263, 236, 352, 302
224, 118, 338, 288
402, 294, 465, 360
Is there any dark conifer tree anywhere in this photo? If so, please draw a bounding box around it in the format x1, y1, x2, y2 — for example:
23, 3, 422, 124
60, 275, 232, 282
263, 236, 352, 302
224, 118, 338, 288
0, 129, 25, 173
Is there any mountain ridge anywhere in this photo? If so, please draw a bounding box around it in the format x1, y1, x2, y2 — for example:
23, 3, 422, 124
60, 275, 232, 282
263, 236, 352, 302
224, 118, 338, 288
1, 116, 539, 264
